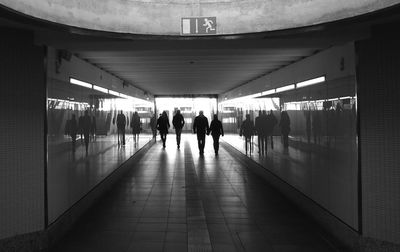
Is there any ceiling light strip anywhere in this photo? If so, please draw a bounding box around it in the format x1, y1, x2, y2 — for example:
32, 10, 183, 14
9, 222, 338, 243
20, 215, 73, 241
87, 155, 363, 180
276, 84, 295, 93
261, 89, 276, 96
93, 85, 109, 94
108, 90, 120, 97
70, 78, 93, 89
296, 76, 326, 88
70, 77, 152, 104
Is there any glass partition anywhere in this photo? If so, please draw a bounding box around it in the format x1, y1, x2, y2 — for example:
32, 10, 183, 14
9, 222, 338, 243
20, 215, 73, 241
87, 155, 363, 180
220, 77, 358, 229
47, 76, 154, 224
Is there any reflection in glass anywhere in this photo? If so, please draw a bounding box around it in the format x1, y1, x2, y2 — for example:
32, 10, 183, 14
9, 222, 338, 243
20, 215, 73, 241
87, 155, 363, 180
220, 76, 358, 229
47, 77, 154, 224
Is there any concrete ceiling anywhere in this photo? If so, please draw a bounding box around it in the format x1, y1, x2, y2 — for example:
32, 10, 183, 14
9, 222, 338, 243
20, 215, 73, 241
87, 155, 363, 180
0, 0, 399, 35
4, 2, 394, 97
74, 44, 319, 96
35, 24, 368, 96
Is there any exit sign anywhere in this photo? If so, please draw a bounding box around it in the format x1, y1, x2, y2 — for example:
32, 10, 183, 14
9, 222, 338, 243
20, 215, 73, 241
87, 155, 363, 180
181, 17, 217, 35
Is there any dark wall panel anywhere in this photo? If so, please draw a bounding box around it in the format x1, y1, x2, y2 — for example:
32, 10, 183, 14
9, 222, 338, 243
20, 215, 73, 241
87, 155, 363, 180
0, 28, 45, 239
357, 30, 400, 244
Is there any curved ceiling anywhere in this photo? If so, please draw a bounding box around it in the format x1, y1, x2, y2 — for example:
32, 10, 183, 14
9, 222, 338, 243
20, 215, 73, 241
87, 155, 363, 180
1, 0, 399, 35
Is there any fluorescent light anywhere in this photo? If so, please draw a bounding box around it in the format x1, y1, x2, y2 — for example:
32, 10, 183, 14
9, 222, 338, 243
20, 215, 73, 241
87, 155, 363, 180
296, 76, 325, 88
243, 92, 262, 99
261, 89, 276, 96
93, 85, 108, 94
70, 78, 92, 89
119, 93, 131, 99
109, 90, 120, 97
276, 84, 295, 93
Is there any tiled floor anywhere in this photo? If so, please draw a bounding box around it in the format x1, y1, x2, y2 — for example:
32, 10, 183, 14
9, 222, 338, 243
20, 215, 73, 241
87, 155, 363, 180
222, 134, 358, 230
51, 134, 339, 252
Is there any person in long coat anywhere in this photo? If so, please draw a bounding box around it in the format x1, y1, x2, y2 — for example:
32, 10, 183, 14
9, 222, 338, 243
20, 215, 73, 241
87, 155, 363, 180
279, 111, 291, 148
255, 110, 265, 155
130, 111, 141, 143
69, 114, 78, 152
157, 111, 170, 148
266, 110, 278, 149
117, 110, 126, 146
193, 111, 210, 155
150, 113, 157, 139
172, 110, 185, 149
83, 110, 92, 155
209, 114, 224, 155
240, 114, 255, 155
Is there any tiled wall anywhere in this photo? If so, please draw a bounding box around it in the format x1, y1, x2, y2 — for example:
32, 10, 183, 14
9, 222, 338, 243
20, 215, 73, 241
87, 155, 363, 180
357, 26, 400, 244
0, 28, 45, 239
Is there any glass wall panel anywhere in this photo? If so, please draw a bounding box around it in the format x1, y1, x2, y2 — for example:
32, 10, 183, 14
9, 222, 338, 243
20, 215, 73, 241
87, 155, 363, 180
220, 77, 358, 229
47, 76, 154, 224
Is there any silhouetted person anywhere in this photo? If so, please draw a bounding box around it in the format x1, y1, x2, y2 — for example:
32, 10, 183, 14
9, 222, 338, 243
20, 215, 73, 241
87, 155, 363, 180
78, 113, 84, 143
255, 110, 265, 155
150, 113, 157, 139
172, 110, 185, 149
90, 115, 96, 142
267, 110, 278, 149
117, 110, 126, 146
69, 114, 78, 152
130, 111, 141, 143
209, 114, 224, 155
157, 111, 170, 148
82, 110, 92, 155
312, 110, 322, 144
261, 110, 268, 153
279, 111, 291, 148
240, 114, 255, 155
193, 111, 209, 155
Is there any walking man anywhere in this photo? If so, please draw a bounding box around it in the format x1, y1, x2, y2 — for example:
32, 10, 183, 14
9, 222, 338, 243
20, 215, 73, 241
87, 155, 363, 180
255, 110, 265, 155
193, 111, 209, 155
117, 110, 126, 146
172, 110, 185, 149
83, 110, 92, 155
157, 111, 170, 148
209, 114, 224, 155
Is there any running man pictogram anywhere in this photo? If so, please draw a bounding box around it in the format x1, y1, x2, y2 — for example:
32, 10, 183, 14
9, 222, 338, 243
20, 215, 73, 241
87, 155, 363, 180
203, 18, 215, 33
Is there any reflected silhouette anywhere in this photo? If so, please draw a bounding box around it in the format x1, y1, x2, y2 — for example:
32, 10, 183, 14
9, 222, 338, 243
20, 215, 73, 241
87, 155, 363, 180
82, 110, 91, 156
117, 110, 126, 146
267, 109, 278, 150
150, 113, 157, 140
68, 114, 78, 152
255, 111, 265, 155
90, 114, 96, 142
131, 111, 141, 143
240, 114, 255, 155
279, 111, 290, 148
